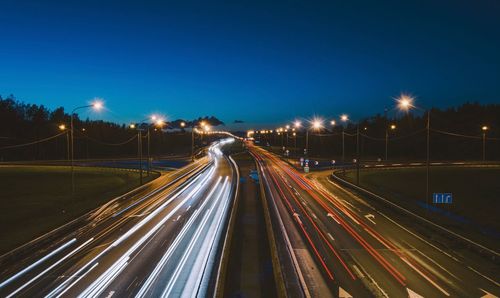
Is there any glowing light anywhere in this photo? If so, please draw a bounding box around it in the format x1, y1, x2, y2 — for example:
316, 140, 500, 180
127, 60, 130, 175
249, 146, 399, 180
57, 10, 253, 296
390, 124, 396, 130
294, 120, 301, 128
285, 125, 290, 129
330, 120, 336, 125
58, 124, 66, 131
92, 99, 104, 110
340, 114, 348, 122
482, 126, 488, 131
397, 93, 414, 111
129, 124, 136, 129
180, 122, 186, 127
311, 118, 323, 130
155, 119, 165, 127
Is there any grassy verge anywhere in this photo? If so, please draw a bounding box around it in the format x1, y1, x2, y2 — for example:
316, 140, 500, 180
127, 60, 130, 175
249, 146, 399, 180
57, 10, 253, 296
343, 166, 500, 245
0, 166, 159, 254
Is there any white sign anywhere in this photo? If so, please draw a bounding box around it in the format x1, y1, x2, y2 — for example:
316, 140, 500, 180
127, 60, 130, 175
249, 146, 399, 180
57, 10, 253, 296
331, 160, 336, 165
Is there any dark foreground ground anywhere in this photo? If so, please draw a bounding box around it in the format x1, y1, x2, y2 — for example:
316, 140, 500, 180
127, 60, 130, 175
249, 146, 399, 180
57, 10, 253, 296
0, 165, 159, 254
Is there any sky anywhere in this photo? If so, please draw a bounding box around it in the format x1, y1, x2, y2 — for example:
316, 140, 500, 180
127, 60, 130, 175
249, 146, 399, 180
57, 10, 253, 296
1, 0, 499, 129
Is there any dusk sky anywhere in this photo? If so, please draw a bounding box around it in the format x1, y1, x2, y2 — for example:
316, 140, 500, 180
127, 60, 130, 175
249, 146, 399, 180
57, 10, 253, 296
1, 0, 499, 129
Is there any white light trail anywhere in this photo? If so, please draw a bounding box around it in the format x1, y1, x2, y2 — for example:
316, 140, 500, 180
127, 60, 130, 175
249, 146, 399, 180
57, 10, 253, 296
162, 177, 230, 297
7, 238, 94, 298
0, 238, 76, 289
135, 177, 225, 298
77, 165, 216, 297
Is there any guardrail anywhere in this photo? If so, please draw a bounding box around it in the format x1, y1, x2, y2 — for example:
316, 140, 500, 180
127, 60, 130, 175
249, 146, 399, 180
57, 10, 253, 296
214, 154, 240, 297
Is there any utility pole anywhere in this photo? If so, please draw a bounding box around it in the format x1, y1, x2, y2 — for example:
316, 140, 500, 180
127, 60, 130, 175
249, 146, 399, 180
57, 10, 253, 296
138, 130, 143, 185
356, 124, 360, 185
147, 128, 150, 176
426, 110, 431, 208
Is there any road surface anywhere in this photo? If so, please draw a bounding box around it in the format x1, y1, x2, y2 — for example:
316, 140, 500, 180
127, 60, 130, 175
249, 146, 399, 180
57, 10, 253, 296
250, 144, 500, 297
0, 139, 237, 298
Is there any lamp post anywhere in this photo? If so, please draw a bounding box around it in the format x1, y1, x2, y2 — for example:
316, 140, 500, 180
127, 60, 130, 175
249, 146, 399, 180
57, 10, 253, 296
340, 114, 348, 162
59, 124, 69, 161
397, 94, 432, 207
482, 126, 488, 161
306, 119, 323, 157
70, 99, 103, 194
294, 121, 301, 156
385, 124, 396, 161
189, 121, 208, 161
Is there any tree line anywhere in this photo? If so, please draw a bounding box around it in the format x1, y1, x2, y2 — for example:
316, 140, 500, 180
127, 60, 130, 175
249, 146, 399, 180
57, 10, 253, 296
258, 102, 500, 161
0, 95, 224, 161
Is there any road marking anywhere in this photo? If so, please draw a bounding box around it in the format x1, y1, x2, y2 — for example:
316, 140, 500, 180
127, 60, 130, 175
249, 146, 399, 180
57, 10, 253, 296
327, 233, 335, 241
361, 266, 389, 298
327, 213, 340, 224
407, 288, 424, 298
339, 286, 352, 298
312, 213, 318, 219
401, 257, 450, 296
104, 291, 115, 298
480, 288, 498, 298
403, 240, 461, 281
352, 265, 364, 278
186, 205, 191, 211
126, 276, 138, 292
468, 267, 500, 287
364, 214, 376, 225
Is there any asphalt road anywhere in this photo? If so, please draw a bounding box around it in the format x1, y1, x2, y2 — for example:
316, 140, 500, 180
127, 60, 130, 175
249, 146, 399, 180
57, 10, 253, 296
0, 139, 237, 297
250, 144, 500, 297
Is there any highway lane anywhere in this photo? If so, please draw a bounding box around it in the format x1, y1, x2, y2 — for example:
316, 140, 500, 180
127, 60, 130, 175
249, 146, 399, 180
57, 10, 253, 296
0, 139, 237, 297
250, 144, 500, 297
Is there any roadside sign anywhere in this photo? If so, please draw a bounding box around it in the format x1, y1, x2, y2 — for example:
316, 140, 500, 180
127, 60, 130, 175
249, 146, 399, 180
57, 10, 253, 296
331, 160, 336, 165
300, 157, 304, 162
314, 160, 319, 166
305, 159, 309, 164
433, 193, 453, 204
304, 166, 309, 173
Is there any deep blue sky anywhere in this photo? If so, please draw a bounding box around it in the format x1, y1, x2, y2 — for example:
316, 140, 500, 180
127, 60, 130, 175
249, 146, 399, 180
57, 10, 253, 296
1, 0, 499, 129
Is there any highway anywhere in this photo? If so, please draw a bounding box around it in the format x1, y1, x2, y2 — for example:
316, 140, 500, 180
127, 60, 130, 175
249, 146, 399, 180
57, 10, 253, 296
0, 139, 237, 297
250, 143, 500, 297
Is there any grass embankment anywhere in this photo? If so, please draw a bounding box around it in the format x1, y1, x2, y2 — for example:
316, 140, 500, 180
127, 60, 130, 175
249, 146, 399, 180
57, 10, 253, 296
344, 166, 500, 236
0, 166, 159, 254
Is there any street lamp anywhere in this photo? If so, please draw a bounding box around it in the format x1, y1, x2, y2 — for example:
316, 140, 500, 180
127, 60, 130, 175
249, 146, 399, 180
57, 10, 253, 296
385, 124, 396, 160
396, 93, 432, 207
482, 126, 488, 161
59, 124, 69, 161
305, 118, 323, 156
340, 114, 349, 162
70, 99, 104, 194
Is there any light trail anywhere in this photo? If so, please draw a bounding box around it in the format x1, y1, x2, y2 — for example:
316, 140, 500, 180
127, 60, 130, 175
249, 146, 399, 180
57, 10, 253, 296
134, 176, 225, 298
0, 238, 76, 288
77, 165, 216, 297
7, 238, 94, 298
161, 178, 230, 297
